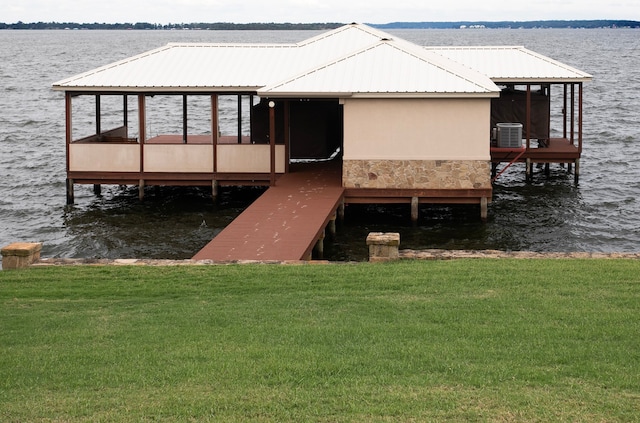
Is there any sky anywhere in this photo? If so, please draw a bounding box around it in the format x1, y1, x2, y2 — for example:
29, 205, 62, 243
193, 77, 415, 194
4, 0, 639, 24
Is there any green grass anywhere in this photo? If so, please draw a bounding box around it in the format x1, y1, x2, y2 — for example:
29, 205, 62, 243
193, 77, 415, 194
1, 260, 639, 421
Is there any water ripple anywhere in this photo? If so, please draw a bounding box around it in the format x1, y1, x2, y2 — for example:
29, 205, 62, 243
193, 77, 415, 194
1, 28, 639, 261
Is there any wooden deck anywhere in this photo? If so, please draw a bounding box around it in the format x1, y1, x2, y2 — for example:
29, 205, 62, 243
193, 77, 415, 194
192, 162, 344, 262
491, 138, 580, 163
491, 138, 581, 182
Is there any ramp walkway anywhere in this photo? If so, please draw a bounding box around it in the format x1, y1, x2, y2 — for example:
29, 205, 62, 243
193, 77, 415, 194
192, 162, 344, 261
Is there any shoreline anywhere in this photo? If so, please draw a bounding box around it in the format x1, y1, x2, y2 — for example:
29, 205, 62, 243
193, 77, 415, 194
28, 249, 640, 267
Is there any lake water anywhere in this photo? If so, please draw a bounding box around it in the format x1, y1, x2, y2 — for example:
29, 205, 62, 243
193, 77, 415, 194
1, 28, 639, 263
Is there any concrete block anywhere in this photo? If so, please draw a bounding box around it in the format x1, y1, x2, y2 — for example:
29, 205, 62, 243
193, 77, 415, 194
366, 232, 400, 262
1, 242, 43, 270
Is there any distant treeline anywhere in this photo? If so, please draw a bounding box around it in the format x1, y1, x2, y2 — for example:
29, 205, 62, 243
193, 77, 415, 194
372, 20, 640, 29
1, 20, 638, 30
0, 22, 344, 30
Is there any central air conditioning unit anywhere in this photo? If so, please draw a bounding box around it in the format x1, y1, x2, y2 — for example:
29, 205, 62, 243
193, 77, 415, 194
496, 123, 523, 148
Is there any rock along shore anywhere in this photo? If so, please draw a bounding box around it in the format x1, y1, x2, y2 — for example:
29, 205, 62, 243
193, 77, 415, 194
29, 249, 640, 267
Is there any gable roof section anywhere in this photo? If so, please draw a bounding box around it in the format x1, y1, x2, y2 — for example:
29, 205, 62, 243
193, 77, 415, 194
426, 46, 593, 83
52, 23, 388, 93
260, 40, 499, 98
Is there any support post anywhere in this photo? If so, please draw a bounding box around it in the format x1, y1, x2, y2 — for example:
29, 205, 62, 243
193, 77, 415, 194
337, 200, 345, 221
212, 95, 218, 173
123, 95, 128, 128
138, 95, 146, 180
212, 179, 218, 200
65, 92, 72, 202
93, 184, 102, 196
95, 94, 101, 136
66, 178, 74, 205
526, 158, 532, 182
411, 196, 419, 223
328, 213, 337, 237
314, 229, 325, 259
138, 179, 145, 201
574, 159, 580, 185
182, 95, 188, 144
237, 94, 242, 144
526, 85, 531, 150
570, 83, 575, 145
284, 100, 290, 173
578, 82, 583, 154
480, 197, 488, 222
269, 100, 276, 186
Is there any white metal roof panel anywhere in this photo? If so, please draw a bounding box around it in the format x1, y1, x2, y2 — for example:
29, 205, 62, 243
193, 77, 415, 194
53, 43, 298, 91
426, 46, 592, 83
260, 41, 500, 98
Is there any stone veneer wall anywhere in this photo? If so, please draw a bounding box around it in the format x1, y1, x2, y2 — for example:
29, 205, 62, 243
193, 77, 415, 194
343, 160, 491, 190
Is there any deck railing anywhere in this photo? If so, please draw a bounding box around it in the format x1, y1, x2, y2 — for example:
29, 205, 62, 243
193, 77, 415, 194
69, 129, 285, 175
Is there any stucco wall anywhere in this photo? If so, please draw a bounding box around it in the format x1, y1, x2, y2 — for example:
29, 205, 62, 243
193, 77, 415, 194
343, 98, 490, 160
342, 98, 491, 190
217, 144, 285, 173
69, 144, 140, 172
144, 145, 213, 173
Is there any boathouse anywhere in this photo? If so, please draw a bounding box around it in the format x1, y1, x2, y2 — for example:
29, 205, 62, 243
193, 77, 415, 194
53, 23, 591, 225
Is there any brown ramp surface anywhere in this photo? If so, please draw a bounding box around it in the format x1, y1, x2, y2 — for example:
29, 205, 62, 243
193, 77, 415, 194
193, 163, 344, 261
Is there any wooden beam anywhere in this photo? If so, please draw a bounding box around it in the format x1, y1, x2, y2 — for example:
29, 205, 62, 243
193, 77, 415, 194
563, 83, 568, 139
526, 84, 531, 150
570, 83, 575, 145
123, 95, 128, 128
578, 82, 583, 154
269, 100, 276, 186
95, 94, 101, 135
212, 94, 218, 174
182, 95, 188, 144
65, 92, 72, 174
284, 100, 290, 173
138, 95, 146, 188
237, 94, 242, 144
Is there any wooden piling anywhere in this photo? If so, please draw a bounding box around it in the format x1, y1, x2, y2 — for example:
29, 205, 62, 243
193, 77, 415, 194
411, 196, 419, 223
314, 229, 325, 259
66, 178, 74, 205
480, 197, 488, 222
212, 180, 218, 199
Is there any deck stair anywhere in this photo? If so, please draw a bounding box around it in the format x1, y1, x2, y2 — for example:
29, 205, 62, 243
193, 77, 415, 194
192, 162, 344, 261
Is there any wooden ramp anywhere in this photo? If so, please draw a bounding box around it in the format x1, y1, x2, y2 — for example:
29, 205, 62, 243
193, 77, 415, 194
193, 162, 344, 261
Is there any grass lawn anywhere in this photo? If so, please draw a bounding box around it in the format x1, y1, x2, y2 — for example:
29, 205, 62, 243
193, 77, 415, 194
1, 259, 639, 422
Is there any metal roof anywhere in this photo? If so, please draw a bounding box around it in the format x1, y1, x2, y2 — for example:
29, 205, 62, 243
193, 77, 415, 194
260, 40, 499, 98
426, 46, 593, 83
52, 24, 589, 97
54, 43, 297, 91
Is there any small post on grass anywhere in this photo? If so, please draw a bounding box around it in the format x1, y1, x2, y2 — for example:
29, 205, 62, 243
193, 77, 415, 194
366, 232, 400, 262
1, 242, 43, 270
